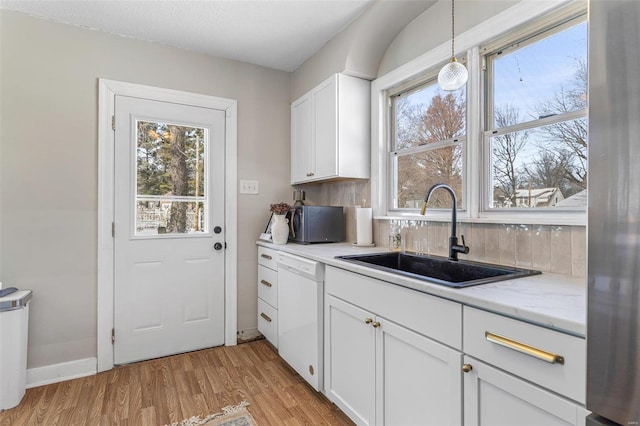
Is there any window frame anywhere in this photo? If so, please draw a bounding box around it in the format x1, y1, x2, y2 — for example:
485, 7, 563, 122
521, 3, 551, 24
387, 69, 468, 214
371, 0, 587, 226
481, 14, 588, 214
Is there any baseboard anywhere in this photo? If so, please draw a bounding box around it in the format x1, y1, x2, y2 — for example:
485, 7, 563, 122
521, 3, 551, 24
27, 357, 97, 388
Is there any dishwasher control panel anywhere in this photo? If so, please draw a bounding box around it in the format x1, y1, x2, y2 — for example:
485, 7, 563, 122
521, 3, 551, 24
277, 252, 324, 281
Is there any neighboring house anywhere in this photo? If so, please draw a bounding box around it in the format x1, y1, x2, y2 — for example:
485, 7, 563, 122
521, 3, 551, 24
514, 187, 565, 208
555, 189, 588, 208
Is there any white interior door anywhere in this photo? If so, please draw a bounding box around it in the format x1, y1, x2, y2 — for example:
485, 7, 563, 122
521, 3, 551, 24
114, 95, 226, 364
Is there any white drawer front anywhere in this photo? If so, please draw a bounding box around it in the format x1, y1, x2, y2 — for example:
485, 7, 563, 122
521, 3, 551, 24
325, 266, 462, 349
258, 298, 278, 348
258, 246, 278, 270
258, 265, 278, 308
463, 306, 585, 404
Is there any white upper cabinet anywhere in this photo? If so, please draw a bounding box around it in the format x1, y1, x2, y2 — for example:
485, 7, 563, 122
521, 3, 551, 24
290, 73, 370, 184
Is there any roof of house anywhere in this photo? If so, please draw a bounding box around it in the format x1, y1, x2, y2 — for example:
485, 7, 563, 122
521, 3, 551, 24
554, 189, 588, 207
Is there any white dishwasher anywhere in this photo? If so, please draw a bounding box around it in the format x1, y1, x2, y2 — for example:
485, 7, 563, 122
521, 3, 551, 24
277, 252, 324, 392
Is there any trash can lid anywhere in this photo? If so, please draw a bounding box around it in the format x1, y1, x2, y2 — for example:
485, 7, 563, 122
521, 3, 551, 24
0, 290, 32, 312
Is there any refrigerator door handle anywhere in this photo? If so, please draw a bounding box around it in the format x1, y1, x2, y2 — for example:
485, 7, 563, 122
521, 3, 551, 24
485, 331, 565, 365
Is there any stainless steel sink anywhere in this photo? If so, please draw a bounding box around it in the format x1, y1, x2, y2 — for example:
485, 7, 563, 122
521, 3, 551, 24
336, 252, 541, 288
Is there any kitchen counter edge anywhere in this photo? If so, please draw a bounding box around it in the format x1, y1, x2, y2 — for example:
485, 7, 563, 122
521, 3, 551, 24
256, 241, 586, 337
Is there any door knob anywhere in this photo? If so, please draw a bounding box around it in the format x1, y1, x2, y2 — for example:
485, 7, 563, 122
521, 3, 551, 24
214, 242, 223, 251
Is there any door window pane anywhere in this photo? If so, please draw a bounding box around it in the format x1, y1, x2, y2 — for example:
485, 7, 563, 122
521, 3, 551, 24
136, 201, 205, 235
135, 121, 207, 235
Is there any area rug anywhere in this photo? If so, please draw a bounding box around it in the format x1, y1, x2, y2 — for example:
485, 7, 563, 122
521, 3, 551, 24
167, 401, 257, 426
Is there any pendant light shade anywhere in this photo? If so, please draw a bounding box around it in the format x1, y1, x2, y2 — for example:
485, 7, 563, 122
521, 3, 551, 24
438, 0, 468, 91
438, 58, 468, 91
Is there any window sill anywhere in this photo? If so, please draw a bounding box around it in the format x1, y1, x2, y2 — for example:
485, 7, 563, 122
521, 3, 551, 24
375, 212, 586, 227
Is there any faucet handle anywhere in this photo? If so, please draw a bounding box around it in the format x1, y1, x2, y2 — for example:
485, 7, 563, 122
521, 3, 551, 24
460, 234, 470, 254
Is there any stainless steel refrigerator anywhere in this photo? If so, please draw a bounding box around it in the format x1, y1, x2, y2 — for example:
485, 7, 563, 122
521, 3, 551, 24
587, 1, 640, 425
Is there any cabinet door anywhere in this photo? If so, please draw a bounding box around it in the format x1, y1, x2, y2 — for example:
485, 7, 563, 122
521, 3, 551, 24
376, 318, 463, 426
325, 295, 376, 426
312, 75, 338, 180
291, 94, 313, 183
463, 357, 587, 426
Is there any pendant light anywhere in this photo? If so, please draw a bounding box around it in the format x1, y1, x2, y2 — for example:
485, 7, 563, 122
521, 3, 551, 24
438, 0, 468, 91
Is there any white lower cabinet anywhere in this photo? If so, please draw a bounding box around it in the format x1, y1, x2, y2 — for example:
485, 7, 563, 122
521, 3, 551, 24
463, 356, 587, 426
325, 291, 463, 426
325, 295, 376, 425
257, 247, 278, 347
323, 266, 587, 426
376, 317, 463, 426
462, 306, 587, 426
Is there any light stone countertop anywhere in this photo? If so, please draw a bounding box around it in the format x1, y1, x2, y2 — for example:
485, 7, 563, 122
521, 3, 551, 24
256, 240, 586, 337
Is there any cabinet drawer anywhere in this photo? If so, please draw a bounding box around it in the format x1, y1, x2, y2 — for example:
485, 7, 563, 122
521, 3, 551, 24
258, 265, 278, 308
463, 306, 585, 403
258, 298, 278, 348
258, 246, 278, 270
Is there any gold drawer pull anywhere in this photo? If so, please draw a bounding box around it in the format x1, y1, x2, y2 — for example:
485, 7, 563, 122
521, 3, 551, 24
260, 279, 272, 288
261, 254, 272, 260
485, 332, 565, 365
260, 312, 272, 323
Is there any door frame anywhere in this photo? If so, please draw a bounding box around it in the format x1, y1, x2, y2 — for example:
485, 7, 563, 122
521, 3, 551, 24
97, 79, 238, 372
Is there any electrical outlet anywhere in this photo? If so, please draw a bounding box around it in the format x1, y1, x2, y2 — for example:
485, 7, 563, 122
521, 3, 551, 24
240, 180, 259, 194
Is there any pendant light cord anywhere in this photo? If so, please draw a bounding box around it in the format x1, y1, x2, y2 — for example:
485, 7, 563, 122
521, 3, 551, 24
451, 0, 455, 59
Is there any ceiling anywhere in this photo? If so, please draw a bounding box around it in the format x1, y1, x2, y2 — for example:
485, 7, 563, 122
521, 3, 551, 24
0, 0, 376, 72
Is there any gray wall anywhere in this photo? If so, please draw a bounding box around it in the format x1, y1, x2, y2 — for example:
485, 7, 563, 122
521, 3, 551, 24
0, 0, 549, 372
0, 10, 291, 368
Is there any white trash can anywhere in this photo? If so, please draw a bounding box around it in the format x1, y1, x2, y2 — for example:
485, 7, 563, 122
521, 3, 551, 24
0, 289, 32, 411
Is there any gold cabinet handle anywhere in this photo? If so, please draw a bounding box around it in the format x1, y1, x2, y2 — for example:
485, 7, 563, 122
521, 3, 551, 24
365, 318, 373, 324
261, 254, 272, 260
306, 172, 314, 177
462, 364, 473, 373
260, 312, 272, 323
485, 331, 565, 365
372, 321, 381, 328
260, 279, 272, 288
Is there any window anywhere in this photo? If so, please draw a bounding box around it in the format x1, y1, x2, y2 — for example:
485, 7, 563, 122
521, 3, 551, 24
484, 18, 587, 210
378, 4, 587, 222
135, 121, 208, 235
390, 77, 466, 210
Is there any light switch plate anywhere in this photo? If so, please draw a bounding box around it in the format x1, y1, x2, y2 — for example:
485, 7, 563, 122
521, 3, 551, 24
240, 180, 259, 194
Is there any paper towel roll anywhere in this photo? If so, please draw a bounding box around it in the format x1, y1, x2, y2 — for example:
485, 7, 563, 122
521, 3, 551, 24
356, 207, 373, 245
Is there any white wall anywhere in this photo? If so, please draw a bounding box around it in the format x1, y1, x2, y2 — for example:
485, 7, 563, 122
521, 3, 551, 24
291, 0, 434, 100
377, 0, 519, 76
0, 10, 291, 369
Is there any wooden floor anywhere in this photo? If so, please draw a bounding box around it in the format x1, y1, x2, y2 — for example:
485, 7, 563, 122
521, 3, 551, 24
0, 340, 353, 425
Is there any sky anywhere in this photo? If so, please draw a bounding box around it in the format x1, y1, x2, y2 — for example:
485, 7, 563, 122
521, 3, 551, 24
397, 20, 588, 198
402, 20, 587, 126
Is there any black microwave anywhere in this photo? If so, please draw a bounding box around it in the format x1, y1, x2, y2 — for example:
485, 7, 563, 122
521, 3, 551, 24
286, 206, 345, 244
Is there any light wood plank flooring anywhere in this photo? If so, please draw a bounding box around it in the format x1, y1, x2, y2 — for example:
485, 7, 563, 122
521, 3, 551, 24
0, 340, 353, 425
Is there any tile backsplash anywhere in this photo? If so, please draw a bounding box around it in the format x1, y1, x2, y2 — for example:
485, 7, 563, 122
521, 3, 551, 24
296, 180, 586, 278
374, 220, 586, 278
